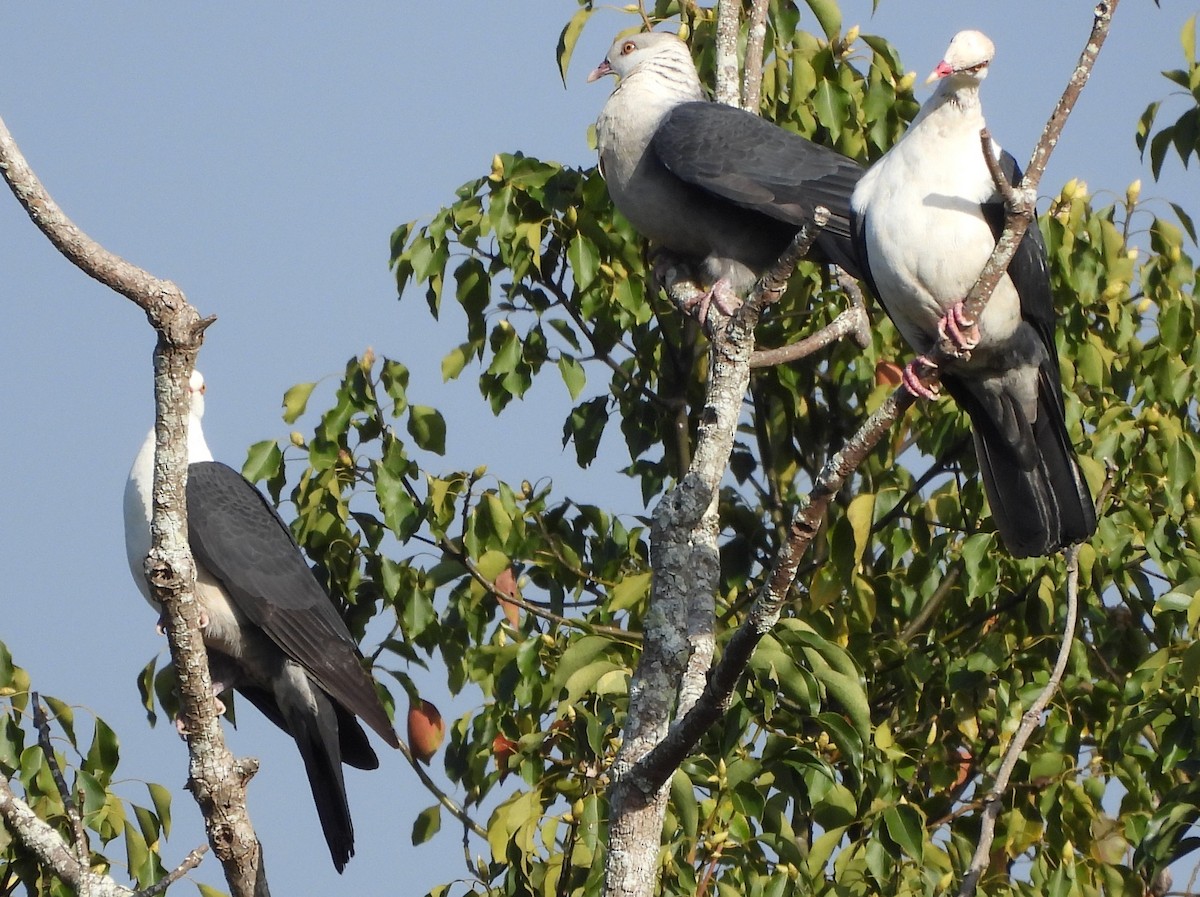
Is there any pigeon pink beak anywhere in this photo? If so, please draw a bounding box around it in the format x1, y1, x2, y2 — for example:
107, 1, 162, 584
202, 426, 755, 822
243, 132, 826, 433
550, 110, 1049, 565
587, 60, 613, 83
924, 60, 955, 84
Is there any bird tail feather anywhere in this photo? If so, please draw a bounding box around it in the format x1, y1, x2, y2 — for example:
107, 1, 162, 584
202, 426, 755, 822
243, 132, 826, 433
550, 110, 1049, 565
965, 369, 1096, 558
285, 687, 355, 873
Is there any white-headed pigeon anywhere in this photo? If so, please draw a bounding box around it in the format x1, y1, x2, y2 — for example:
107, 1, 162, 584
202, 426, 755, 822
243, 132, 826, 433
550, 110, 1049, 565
850, 30, 1096, 557
588, 32, 863, 313
123, 371, 399, 871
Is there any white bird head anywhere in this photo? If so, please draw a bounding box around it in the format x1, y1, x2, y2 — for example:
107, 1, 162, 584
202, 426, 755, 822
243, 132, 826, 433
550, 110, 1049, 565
587, 31, 691, 84
925, 30, 995, 86
189, 369, 207, 420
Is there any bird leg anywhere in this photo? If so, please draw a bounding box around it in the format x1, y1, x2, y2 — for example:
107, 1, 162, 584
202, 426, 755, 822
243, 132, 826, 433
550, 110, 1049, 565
682, 277, 742, 323
901, 355, 942, 400
173, 685, 227, 737
156, 607, 211, 635
936, 300, 980, 356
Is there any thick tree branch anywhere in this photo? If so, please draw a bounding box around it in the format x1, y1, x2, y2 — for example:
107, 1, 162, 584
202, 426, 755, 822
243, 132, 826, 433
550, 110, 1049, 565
620, 386, 913, 797
0, 112, 267, 896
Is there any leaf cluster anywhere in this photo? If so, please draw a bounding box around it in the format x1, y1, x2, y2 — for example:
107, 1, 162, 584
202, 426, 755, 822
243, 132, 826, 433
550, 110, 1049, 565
0, 643, 175, 894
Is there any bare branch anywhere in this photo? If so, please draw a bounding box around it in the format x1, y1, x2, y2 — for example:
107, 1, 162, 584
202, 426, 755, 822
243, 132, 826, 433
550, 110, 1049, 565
750, 304, 869, 368
955, 545, 1081, 897
713, 0, 741, 108
741, 0, 771, 113
136, 844, 209, 897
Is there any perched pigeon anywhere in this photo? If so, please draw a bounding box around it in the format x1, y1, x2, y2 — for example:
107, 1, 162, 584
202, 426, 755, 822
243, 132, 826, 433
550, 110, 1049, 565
850, 30, 1096, 557
123, 371, 399, 871
589, 31, 863, 313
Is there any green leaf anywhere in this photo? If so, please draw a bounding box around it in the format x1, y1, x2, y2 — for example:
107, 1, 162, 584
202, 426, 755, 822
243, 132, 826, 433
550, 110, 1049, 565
441, 343, 472, 382
845, 492, 875, 566
670, 769, 698, 840
412, 804, 442, 845
148, 782, 172, 838
812, 80, 848, 141
557, 7, 594, 85
407, 405, 446, 455
380, 358, 410, 414
568, 233, 600, 290
282, 382, 316, 424
609, 571, 651, 611
883, 804, 925, 862
485, 493, 513, 545
241, 440, 283, 484
85, 718, 120, 782
42, 696, 76, 747
557, 356, 586, 401
804, 0, 842, 42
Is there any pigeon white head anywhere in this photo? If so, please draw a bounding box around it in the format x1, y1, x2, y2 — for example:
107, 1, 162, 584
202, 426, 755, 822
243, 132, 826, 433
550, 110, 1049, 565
189, 369, 207, 420
587, 31, 691, 83
925, 30, 995, 85
186, 369, 213, 462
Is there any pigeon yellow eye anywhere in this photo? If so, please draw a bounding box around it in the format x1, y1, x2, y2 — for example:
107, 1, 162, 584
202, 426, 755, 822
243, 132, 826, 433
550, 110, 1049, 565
622, 41, 636, 55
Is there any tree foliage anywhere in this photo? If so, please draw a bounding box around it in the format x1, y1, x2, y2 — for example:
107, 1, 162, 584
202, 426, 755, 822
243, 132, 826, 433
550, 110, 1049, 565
3, 3, 1200, 896
1137, 14, 1200, 185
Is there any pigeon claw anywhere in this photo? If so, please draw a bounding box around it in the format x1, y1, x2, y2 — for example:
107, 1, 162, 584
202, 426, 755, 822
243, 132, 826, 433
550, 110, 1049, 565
682, 278, 742, 324
937, 301, 980, 356
902, 356, 941, 400
173, 686, 228, 737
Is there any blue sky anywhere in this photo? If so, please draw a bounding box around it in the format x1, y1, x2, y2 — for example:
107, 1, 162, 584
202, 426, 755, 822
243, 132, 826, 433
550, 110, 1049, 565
0, 3, 1192, 894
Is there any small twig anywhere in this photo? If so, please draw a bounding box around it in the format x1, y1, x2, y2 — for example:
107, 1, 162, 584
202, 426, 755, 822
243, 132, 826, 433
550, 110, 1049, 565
749, 303, 869, 368
896, 563, 964, 644
393, 739, 487, 839
31, 696, 89, 866
741, 0, 771, 112
870, 436, 971, 534
136, 844, 209, 897
744, 209, 827, 316
954, 545, 1081, 897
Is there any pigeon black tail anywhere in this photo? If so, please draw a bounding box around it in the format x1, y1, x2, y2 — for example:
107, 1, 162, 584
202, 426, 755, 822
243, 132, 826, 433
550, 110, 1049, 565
287, 691, 355, 873
966, 374, 1096, 559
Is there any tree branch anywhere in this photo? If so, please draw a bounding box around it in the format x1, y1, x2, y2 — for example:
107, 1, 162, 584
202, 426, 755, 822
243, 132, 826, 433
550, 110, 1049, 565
954, 546, 1081, 897
0, 111, 267, 896
741, 0, 771, 113
0, 770, 136, 897
713, 0, 742, 108
31, 696, 89, 870
750, 303, 870, 368
619, 386, 913, 797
